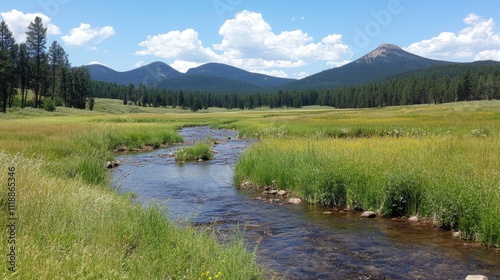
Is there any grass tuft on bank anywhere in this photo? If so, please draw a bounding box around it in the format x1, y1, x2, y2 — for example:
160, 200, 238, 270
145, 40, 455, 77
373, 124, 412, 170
175, 142, 214, 162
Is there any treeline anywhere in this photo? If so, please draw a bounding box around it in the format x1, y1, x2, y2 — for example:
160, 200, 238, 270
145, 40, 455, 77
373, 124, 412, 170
0, 17, 91, 113
90, 64, 500, 111
323, 65, 500, 108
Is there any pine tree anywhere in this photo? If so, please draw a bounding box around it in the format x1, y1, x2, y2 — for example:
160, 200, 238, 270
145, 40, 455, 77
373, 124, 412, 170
69, 66, 90, 109
48, 41, 66, 101
25, 16, 47, 108
18, 43, 30, 108
177, 90, 185, 108
0, 20, 15, 113
59, 52, 71, 107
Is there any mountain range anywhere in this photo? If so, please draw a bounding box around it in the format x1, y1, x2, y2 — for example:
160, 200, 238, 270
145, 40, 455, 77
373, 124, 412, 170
86, 44, 500, 92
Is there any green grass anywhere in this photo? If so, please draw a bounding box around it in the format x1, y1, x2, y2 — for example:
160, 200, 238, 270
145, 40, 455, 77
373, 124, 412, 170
234, 101, 500, 247
0, 153, 261, 279
236, 138, 500, 246
175, 143, 214, 162
0, 106, 263, 278
0, 98, 499, 279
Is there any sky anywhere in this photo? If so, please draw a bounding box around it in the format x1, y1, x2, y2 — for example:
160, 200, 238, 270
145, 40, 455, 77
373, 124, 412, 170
1, 0, 499, 79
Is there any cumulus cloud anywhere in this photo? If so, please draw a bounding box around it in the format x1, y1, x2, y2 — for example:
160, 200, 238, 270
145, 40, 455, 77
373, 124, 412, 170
475, 49, 500, 61
136, 29, 219, 62
0, 9, 61, 42
404, 13, 500, 61
170, 60, 205, 73
214, 10, 351, 67
252, 69, 289, 78
62, 23, 115, 47
295, 71, 309, 79
136, 10, 352, 77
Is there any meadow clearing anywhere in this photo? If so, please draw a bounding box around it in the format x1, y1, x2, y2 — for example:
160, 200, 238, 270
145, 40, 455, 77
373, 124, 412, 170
0, 98, 498, 278
232, 100, 500, 247
0, 100, 263, 279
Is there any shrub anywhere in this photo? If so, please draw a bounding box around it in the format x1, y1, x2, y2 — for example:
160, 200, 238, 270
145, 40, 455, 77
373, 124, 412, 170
43, 98, 56, 112
89, 98, 95, 111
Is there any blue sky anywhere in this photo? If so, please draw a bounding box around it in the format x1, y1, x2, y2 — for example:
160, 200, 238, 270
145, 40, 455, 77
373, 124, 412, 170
1, 0, 499, 78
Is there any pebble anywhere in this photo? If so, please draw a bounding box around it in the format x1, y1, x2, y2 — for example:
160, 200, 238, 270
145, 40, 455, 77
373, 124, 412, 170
288, 198, 303, 204
240, 181, 253, 188
277, 190, 287, 196
361, 211, 377, 218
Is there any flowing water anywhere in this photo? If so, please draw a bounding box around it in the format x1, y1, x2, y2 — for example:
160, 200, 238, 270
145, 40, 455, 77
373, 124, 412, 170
112, 126, 500, 279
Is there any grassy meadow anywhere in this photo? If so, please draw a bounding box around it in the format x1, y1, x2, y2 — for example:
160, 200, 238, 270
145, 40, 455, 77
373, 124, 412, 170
0, 98, 499, 278
232, 101, 500, 247
0, 99, 263, 279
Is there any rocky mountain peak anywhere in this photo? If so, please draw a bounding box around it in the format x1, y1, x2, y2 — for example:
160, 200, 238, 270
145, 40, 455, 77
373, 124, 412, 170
358, 44, 408, 63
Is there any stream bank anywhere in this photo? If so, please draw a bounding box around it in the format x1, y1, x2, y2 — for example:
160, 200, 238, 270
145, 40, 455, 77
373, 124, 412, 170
112, 126, 500, 279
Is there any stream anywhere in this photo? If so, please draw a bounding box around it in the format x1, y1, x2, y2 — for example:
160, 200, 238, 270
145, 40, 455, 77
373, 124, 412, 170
112, 126, 500, 279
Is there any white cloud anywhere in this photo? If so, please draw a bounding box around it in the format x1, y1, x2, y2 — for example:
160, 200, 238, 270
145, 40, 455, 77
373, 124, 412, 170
295, 71, 309, 79
404, 13, 500, 61
251, 69, 289, 78
171, 60, 204, 73
136, 28, 219, 62
88, 61, 108, 67
135, 10, 352, 77
214, 10, 352, 66
0, 9, 61, 42
291, 16, 306, 22
474, 49, 500, 61
133, 60, 146, 68
62, 23, 115, 47
327, 59, 351, 68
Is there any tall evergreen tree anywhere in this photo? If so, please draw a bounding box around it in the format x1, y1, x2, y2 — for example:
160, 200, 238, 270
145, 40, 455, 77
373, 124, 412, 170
69, 66, 90, 109
48, 41, 66, 100
127, 84, 134, 105
457, 69, 472, 101
0, 20, 15, 113
18, 43, 30, 108
122, 86, 128, 105
59, 52, 71, 106
177, 90, 184, 108
8, 43, 19, 108
25, 16, 47, 108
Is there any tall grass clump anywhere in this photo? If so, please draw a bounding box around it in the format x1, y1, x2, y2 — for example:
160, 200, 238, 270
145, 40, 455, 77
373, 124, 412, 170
175, 142, 214, 162
235, 136, 500, 247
